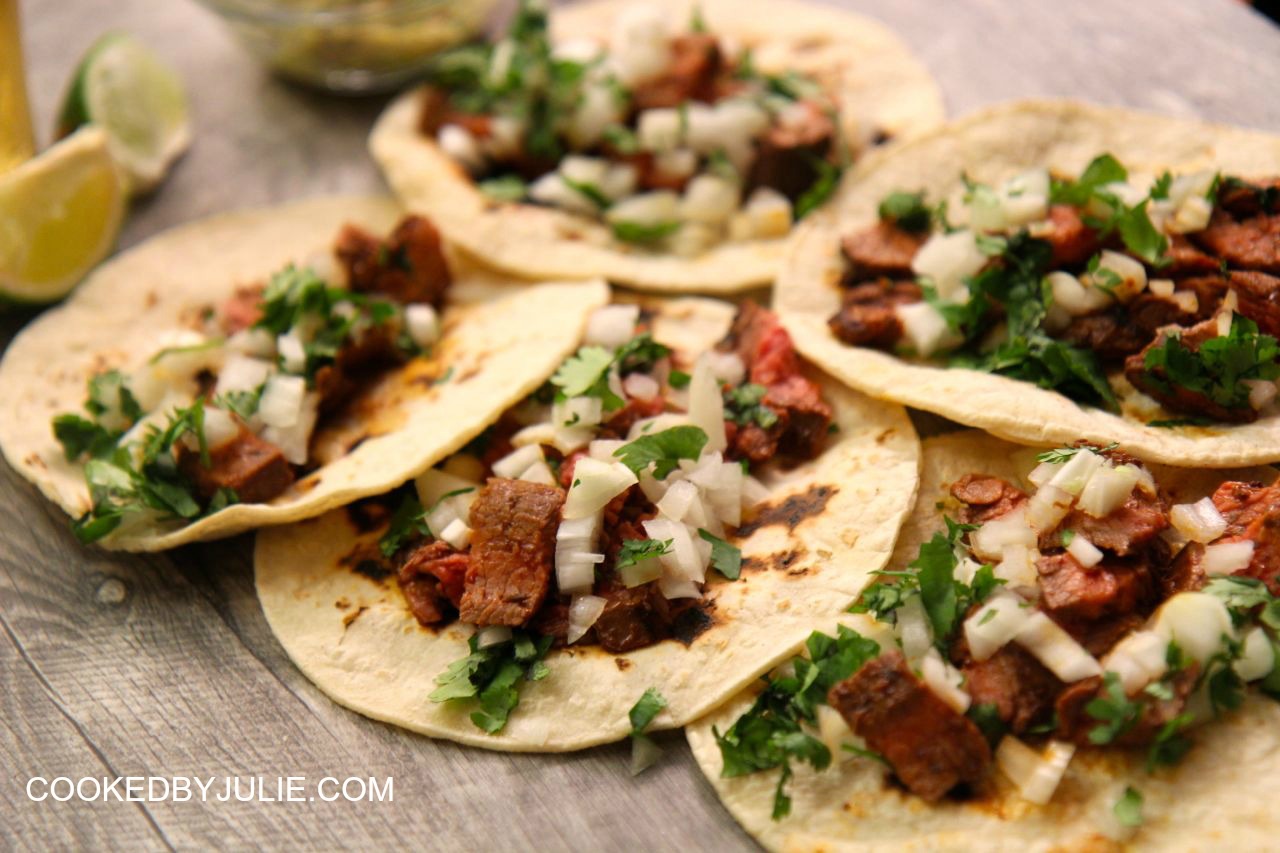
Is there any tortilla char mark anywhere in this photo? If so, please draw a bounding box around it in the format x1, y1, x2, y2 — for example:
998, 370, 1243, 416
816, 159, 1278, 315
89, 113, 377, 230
736, 484, 837, 537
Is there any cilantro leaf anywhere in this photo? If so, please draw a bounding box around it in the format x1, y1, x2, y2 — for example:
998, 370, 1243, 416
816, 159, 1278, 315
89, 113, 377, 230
477, 174, 527, 202
667, 369, 691, 389
614, 426, 709, 480
1086, 672, 1143, 745
699, 529, 742, 580
379, 492, 430, 557
614, 333, 671, 376
551, 345, 620, 403
724, 383, 779, 429
794, 158, 842, 220
1142, 314, 1280, 412
616, 538, 673, 569
629, 687, 668, 734
1114, 786, 1144, 828
877, 190, 932, 233
1036, 442, 1117, 464
611, 220, 681, 244
53, 415, 119, 462
430, 630, 554, 734
1050, 154, 1128, 206
1115, 200, 1169, 266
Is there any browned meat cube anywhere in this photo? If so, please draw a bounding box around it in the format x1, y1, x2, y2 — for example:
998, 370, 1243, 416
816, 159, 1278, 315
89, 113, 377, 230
176, 426, 294, 504
1209, 481, 1280, 594
950, 474, 1027, 526
1056, 490, 1168, 557
1191, 210, 1280, 273
747, 101, 835, 202
962, 644, 1063, 733
1056, 665, 1198, 746
827, 650, 992, 801
827, 279, 922, 349
1229, 270, 1280, 336
630, 34, 722, 111
335, 215, 453, 307
840, 223, 926, 283
1058, 313, 1149, 362
1164, 234, 1222, 276
219, 284, 265, 335
1125, 317, 1258, 423
398, 540, 469, 626
458, 479, 564, 627
1042, 204, 1102, 268
1035, 551, 1154, 623
593, 581, 673, 653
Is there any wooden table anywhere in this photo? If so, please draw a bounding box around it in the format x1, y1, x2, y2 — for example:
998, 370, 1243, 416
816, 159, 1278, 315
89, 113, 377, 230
5, 1, 1280, 849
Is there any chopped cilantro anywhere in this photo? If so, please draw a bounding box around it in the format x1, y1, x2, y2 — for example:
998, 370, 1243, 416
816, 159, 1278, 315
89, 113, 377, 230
1142, 314, 1280, 412
551, 345, 623, 409
614, 333, 671, 376
1085, 672, 1143, 745
667, 369, 692, 389
877, 190, 932, 233
713, 626, 880, 820
477, 174, 527, 202
601, 124, 639, 155
611, 220, 682, 245
53, 415, 119, 462
966, 702, 1009, 747
724, 383, 779, 429
214, 387, 263, 421
1035, 442, 1117, 464
85, 369, 143, 423
562, 176, 611, 209
614, 426, 709, 480
379, 492, 430, 557
1050, 154, 1128, 207
616, 538, 673, 569
629, 686, 668, 733
840, 743, 888, 764
699, 529, 742, 580
794, 158, 841, 220
430, 630, 553, 734
1114, 786, 1144, 828
1150, 172, 1173, 200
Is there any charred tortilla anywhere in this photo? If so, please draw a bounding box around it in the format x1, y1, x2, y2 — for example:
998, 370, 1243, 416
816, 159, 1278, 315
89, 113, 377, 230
0, 196, 608, 550
254, 297, 920, 750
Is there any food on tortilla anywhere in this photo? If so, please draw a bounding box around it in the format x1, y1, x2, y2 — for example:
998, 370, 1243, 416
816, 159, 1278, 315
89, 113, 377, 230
254, 298, 920, 750
370, 0, 942, 292
777, 101, 1280, 466
688, 432, 1280, 849
0, 196, 608, 550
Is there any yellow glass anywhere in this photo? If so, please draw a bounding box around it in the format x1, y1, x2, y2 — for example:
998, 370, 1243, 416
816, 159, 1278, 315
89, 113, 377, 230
0, 0, 35, 173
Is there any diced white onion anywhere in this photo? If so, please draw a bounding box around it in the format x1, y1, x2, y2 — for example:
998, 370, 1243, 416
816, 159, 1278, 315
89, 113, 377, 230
1246, 379, 1278, 411
680, 174, 740, 226
965, 593, 1032, 661
529, 172, 598, 216
996, 737, 1075, 806
1048, 449, 1104, 497
1169, 497, 1228, 544
657, 479, 699, 522
277, 331, 307, 374
1102, 629, 1170, 694
911, 229, 987, 302
439, 518, 473, 550
405, 304, 440, 348
589, 439, 626, 462
995, 544, 1039, 588
1027, 461, 1058, 488
567, 595, 607, 644
1202, 540, 1255, 575
1152, 592, 1236, 664
643, 517, 704, 583
1026, 483, 1073, 533
519, 461, 558, 486
554, 395, 604, 429
608, 4, 669, 85
742, 475, 770, 508
492, 443, 545, 479
1148, 278, 1175, 298
636, 108, 683, 153
227, 327, 276, 358
894, 301, 961, 358
216, 354, 273, 396
1015, 612, 1102, 681
1089, 250, 1147, 303
200, 407, 241, 450
605, 191, 681, 227
704, 351, 745, 387
1077, 464, 1139, 518
896, 595, 933, 664
476, 626, 512, 648
600, 164, 638, 203
438, 124, 485, 173
563, 458, 637, 519
258, 374, 307, 429
1170, 195, 1214, 234
259, 391, 318, 465
620, 556, 664, 588
623, 372, 661, 401
1235, 626, 1276, 682
556, 513, 603, 594
921, 648, 970, 714
816, 704, 855, 761
658, 572, 701, 600
742, 188, 792, 239
584, 305, 640, 349
415, 467, 478, 510
687, 355, 728, 454
1065, 533, 1103, 568
970, 507, 1037, 561
654, 149, 697, 182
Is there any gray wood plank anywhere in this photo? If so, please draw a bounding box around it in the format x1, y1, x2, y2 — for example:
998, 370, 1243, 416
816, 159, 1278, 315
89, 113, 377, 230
4, 0, 1280, 849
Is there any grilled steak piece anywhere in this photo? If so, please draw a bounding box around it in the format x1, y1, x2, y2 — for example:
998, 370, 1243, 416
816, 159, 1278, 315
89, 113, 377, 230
1036, 551, 1154, 623
828, 650, 992, 801
1042, 204, 1102, 268
630, 34, 722, 111
593, 580, 674, 653
398, 540, 469, 626
1191, 210, 1280, 274
335, 215, 453, 307
1125, 317, 1258, 423
219, 284, 265, 335
1208, 480, 1280, 594
458, 479, 564, 626
747, 101, 834, 202
950, 474, 1027, 526
176, 426, 294, 504
1055, 490, 1168, 557
840, 223, 925, 283
719, 302, 833, 463
1163, 542, 1207, 597
1229, 270, 1280, 336
1059, 313, 1149, 362
1056, 664, 1199, 746
1164, 234, 1223, 276
827, 279, 922, 349
962, 644, 1063, 733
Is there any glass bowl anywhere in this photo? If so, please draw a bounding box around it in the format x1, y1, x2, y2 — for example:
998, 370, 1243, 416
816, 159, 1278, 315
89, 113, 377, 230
196, 0, 499, 93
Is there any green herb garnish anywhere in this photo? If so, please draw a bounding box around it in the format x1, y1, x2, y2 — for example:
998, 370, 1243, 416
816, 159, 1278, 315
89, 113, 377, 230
430, 630, 553, 734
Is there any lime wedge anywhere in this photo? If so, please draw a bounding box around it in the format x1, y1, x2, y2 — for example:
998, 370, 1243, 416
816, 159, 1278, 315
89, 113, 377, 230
0, 127, 125, 304
58, 33, 191, 195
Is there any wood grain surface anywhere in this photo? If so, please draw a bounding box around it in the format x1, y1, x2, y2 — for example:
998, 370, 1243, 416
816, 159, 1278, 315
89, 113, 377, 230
5, 0, 1280, 850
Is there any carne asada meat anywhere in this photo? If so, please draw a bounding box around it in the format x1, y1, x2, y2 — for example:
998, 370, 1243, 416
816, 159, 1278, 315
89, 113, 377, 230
313, 322, 408, 413
1191, 209, 1280, 274
1126, 290, 1205, 337
176, 426, 295, 504
219, 285, 266, 335
1041, 204, 1102, 268
719, 302, 833, 462
1058, 312, 1150, 362
1162, 542, 1207, 597
950, 474, 1027, 526
1217, 178, 1280, 218
827, 279, 922, 349
399, 540, 469, 626
1228, 270, 1280, 336
630, 34, 722, 111
335, 215, 453, 307
1035, 551, 1155, 623
458, 479, 564, 626
960, 644, 1063, 733
1056, 664, 1199, 746
1126, 316, 1258, 423
840, 223, 926, 284
1056, 489, 1168, 557
828, 650, 992, 801
592, 579, 674, 653
1164, 235, 1222, 276
747, 101, 835, 202
1208, 480, 1280, 593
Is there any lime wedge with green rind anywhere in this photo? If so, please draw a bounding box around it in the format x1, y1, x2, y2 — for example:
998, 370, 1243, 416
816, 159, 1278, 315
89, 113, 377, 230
58, 33, 191, 195
0, 126, 125, 304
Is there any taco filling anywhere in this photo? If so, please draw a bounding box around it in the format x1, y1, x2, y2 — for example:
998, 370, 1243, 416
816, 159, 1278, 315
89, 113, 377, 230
52, 215, 454, 543
370, 301, 833, 730
828, 156, 1280, 424
714, 441, 1280, 819
418, 1, 848, 256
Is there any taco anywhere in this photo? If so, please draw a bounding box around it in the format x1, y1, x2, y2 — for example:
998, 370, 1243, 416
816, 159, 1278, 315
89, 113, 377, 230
689, 431, 1280, 850
776, 100, 1280, 466
369, 0, 942, 293
0, 195, 608, 550
254, 298, 919, 750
